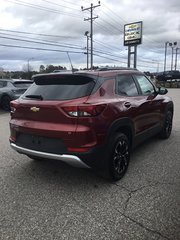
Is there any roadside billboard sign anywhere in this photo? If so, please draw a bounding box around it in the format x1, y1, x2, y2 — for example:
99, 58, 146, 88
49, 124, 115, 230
124, 21, 143, 46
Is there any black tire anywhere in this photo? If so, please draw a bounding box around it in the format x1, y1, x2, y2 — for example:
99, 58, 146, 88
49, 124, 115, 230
1, 95, 11, 111
159, 111, 173, 139
105, 133, 130, 181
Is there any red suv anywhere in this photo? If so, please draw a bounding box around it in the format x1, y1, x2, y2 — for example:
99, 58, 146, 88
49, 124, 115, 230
9, 68, 173, 180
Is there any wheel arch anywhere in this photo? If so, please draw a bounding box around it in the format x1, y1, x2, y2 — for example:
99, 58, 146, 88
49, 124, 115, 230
106, 118, 135, 149
0, 94, 12, 110
166, 101, 174, 115
0, 93, 11, 101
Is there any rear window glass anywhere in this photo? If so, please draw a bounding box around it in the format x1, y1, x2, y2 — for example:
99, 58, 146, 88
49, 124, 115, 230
13, 81, 32, 88
22, 75, 95, 100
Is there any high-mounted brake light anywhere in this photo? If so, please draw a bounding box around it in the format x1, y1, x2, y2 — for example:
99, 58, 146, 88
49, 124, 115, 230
62, 104, 106, 117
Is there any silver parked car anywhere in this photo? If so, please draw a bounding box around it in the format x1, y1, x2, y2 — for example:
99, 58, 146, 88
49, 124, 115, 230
0, 79, 33, 110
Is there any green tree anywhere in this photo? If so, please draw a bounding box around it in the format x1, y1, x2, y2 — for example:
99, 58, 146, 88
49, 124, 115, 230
39, 65, 45, 73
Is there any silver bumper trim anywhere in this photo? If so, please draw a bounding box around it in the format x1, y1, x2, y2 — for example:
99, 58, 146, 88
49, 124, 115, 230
10, 143, 90, 168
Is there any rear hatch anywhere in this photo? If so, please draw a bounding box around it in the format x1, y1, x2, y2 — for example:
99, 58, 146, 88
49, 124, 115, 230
11, 73, 96, 138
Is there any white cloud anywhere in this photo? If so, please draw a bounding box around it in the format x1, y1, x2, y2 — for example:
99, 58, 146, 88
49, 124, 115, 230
0, 0, 179, 72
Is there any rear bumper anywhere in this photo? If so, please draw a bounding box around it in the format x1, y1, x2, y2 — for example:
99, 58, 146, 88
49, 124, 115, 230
10, 143, 90, 168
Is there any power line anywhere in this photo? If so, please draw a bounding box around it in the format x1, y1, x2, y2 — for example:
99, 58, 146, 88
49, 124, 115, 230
41, 0, 80, 11
0, 43, 162, 70
94, 39, 125, 53
0, 32, 128, 62
6, 0, 83, 18
0, 35, 84, 50
102, 3, 126, 24
94, 53, 126, 64
0, 28, 76, 39
101, 2, 164, 46
93, 49, 125, 60
0, 43, 84, 54
98, 18, 124, 34
0, 28, 126, 57
0, 31, 83, 48
94, 22, 118, 36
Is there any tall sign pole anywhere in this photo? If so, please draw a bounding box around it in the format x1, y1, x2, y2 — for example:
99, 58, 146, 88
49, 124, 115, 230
124, 21, 143, 69
175, 47, 179, 71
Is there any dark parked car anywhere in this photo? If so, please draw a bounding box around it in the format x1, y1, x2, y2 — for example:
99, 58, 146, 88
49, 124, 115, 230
156, 70, 180, 81
9, 68, 173, 180
0, 79, 33, 110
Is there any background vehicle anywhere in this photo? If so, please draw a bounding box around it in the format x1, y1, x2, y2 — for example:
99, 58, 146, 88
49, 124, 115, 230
9, 68, 174, 180
0, 79, 33, 110
156, 70, 180, 81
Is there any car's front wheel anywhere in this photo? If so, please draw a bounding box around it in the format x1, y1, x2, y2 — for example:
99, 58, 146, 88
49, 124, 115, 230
159, 110, 173, 139
106, 133, 130, 181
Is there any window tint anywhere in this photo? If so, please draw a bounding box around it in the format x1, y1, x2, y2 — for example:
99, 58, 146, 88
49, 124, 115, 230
134, 75, 155, 95
7, 82, 13, 87
13, 82, 32, 88
116, 75, 138, 96
22, 75, 95, 100
0, 81, 4, 88
0, 81, 7, 88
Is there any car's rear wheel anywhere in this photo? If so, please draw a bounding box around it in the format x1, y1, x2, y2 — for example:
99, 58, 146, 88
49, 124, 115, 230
1, 95, 11, 111
106, 133, 130, 181
159, 110, 173, 139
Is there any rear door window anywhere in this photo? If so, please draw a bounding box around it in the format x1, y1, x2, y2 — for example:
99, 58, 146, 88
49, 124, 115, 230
22, 75, 95, 100
115, 75, 139, 96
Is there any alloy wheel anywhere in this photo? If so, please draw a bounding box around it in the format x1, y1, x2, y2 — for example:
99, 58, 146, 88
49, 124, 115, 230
113, 138, 129, 176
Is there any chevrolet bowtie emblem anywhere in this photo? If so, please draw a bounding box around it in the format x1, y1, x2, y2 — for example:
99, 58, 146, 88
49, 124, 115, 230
30, 106, 40, 112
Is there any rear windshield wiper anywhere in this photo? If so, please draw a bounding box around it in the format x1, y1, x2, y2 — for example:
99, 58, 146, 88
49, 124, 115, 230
25, 94, 43, 100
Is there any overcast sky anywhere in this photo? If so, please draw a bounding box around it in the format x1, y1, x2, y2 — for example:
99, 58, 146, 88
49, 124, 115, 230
0, 0, 179, 72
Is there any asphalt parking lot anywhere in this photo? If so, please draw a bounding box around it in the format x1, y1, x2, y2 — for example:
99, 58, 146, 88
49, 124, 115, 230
0, 89, 180, 240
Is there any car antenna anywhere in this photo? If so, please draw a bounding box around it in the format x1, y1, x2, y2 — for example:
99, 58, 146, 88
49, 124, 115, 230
66, 51, 74, 73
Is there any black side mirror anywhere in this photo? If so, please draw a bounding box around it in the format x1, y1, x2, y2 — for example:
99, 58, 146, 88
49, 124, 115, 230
157, 87, 168, 95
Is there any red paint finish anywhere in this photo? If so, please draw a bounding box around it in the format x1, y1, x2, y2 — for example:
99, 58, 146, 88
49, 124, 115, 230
9, 69, 173, 170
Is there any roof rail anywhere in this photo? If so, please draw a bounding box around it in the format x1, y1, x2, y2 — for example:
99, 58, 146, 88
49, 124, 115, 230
97, 67, 138, 71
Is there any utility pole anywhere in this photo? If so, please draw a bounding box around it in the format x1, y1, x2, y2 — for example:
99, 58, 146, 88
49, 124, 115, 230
174, 47, 179, 71
164, 41, 169, 72
81, 2, 100, 70
169, 42, 177, 71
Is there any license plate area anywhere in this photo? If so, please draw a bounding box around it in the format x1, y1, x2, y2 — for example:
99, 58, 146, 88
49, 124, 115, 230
16, 133, 67, 154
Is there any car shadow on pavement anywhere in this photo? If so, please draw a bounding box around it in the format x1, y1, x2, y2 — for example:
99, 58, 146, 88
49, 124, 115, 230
20, 157, 111, 187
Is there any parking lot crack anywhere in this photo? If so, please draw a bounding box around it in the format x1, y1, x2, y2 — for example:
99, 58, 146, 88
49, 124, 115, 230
120, 212, 172, 240
146, 180, 179, 187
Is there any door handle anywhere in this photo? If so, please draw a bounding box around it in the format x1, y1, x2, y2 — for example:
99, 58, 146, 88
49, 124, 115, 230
124, 102, 131, 108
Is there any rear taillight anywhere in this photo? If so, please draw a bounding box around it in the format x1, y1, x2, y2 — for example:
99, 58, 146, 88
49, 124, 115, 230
10, 106, 16, 115
10, 101, 18, 116
62, 104, 106, 117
